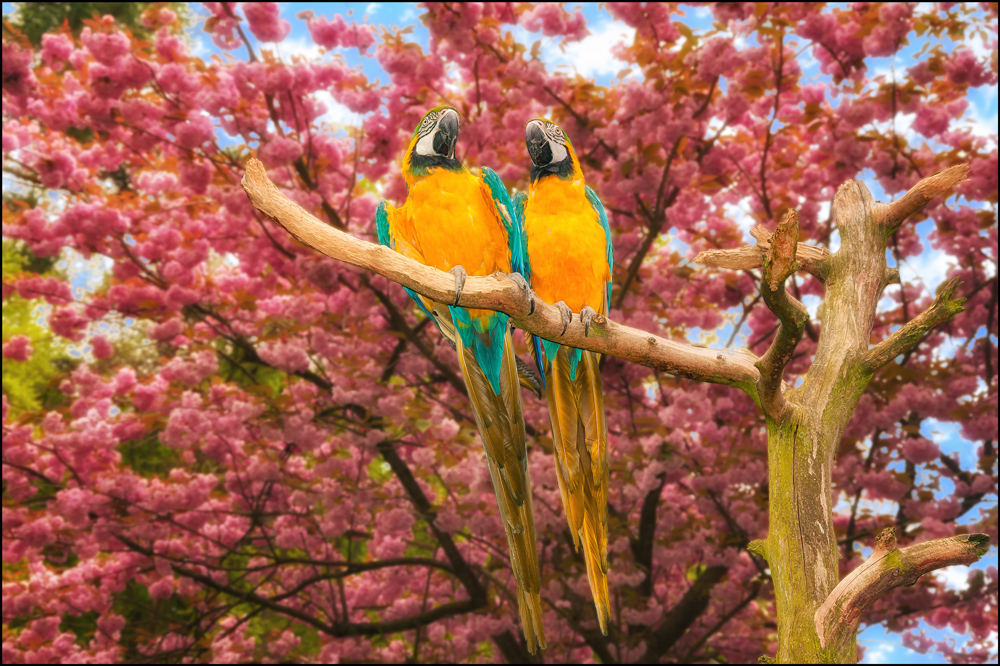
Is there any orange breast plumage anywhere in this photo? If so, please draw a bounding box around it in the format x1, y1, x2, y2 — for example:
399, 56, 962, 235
402, 169, 511, 277
523, 179, 609, 314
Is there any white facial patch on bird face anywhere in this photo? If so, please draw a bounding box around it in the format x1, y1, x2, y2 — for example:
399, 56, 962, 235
547, 139, 568, 164
414, 128, 439, 157
415, 112, 442, 156
542, 122, 568, 164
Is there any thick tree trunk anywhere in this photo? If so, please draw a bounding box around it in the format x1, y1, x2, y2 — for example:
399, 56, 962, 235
763, 414, 857, 663
749, 173, 971, 663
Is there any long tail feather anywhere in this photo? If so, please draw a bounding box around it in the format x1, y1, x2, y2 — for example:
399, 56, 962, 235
545, 347, 610, 634
431, 303, 541, 397
455, 324, 546, 653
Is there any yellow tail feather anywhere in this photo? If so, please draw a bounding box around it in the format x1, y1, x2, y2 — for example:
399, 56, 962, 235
455, 327, 546, 652
545, 348, 610, 634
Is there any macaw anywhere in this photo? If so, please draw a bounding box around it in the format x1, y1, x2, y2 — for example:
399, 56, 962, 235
375, 107, 545, 653
515, 118, 614, 635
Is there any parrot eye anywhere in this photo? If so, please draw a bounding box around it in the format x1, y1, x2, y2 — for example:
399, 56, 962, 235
544, 123, 566, 145
418, 115, 436, 137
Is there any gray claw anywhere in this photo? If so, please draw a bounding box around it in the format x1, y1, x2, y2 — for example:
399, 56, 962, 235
581, 306, 597, 337
555, 301, 572, 336
509, 272, 535, 315
449, 265, 468, 306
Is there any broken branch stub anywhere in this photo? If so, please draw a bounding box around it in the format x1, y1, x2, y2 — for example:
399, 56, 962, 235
755, 210, 810, 418
694, 223, 831, 281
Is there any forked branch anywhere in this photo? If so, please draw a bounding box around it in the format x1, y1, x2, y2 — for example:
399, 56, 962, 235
756, 210, 810, 418
694, 223, 831, 281
241, 158, 760, 392
864, 276, 967, 371
815, 528, 990, 655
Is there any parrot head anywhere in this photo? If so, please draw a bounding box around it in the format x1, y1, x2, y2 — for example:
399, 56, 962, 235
524, 118, 582, 184
402, 106, 463, 180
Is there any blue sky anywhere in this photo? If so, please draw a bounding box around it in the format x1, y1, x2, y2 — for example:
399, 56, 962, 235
2, 2, 996, 662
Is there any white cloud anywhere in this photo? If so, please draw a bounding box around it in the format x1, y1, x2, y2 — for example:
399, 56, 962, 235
277, 36, 324, 62
313, 91, 364, 127
817, 199, 833, 236
540, 21, 636, 80
871, 112, 918, 144
722, 196, 756, 243
706, 116, 737, 140
365, 3, 382, 18
967, 26, 994, 61
801, 293, 822, 320
862, 643, 895, 664
390, 6, 417, 23
799, 48, 819, 73
189, 34, 210, 59
897, 245, 954, 292
936, 566, 971, 592
951, 104, 998, 152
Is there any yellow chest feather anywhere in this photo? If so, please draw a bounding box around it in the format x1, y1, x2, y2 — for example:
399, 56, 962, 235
397, 169, 511, 276
524, 179, 609, 313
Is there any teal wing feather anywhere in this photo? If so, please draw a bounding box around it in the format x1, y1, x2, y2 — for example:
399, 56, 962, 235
469, 168, 525, 396
513, 190, 548, 388
584, 186, 613, 315
376, 199, 437, 323
375, 199, 392, 247
449, 304, 508, 396
482, 168, 530, 280
512, 191, 527, 233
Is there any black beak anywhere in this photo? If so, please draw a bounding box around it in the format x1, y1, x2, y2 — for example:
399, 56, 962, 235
525, 122, 552, 166
434, 109, 460, 158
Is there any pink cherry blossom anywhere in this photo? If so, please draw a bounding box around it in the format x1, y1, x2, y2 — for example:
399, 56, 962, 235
243, 2, 291, 43
2, 335, 34, 361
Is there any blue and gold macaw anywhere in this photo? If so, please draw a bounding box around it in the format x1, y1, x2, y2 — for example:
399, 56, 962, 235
515, 118, 614, 635
375, 107, 545, 652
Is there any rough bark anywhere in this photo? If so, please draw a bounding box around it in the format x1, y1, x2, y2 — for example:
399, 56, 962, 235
709, 165, 978, 664
242, 159, 988, 664
815, 528, 990, 656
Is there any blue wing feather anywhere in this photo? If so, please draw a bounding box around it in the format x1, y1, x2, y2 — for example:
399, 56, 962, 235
482, 168, 530, 280
376, 199, 436, 322
584, 186, 613, 315
512, 190, 548, 388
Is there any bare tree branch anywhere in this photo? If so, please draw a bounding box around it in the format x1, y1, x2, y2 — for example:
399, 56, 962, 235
693, 224, 831, 282
640, 565, 729, 664
241, 158, 761, 393
376, 440, 540, 661
815, 528, 990, 655
114, 533, 482, 637
876, 164, 970, 234
864, 276, 967, 371
756, 210, 810, 418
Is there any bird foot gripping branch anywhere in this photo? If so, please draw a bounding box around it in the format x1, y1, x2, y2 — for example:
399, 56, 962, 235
507, 271, 535, 315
